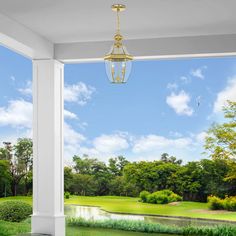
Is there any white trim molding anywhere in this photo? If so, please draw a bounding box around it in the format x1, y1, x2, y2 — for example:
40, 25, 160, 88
0, 12, 53, 59
55, 34, 236, 63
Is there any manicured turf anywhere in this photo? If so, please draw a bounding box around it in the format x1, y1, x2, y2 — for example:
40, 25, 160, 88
1, 196, 236, 222
0, 220, 173, 236
67, 227, 173, 236
0, 220, 30, 236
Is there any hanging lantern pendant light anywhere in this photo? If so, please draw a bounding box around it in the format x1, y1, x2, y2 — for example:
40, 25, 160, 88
104, 4, 133, 84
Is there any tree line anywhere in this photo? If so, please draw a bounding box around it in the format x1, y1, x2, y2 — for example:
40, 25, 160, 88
0, 101, 235, 202
64, 152, 235, 202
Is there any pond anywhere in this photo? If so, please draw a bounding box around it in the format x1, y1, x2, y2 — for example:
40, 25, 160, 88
65, 205, 236, 228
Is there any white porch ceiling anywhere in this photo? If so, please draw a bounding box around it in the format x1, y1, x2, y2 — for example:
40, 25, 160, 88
0, 0, 236, 61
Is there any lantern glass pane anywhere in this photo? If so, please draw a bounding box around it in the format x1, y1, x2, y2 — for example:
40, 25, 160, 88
105, 60, 132, 83
105, 44, 132, 83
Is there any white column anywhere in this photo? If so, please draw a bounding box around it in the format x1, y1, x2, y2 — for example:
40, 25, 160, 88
32, 59, 65, 236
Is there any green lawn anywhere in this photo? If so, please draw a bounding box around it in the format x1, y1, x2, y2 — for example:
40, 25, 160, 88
67, 227, 174, 236
0, 220, 174, 236
0, 220, 30, 236
1, 196, 236, 222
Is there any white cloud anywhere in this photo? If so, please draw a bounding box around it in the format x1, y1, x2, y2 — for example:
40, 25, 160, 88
166, 90, 194, 116
18, 81, 95, 105
64, 122, 86, 160
214, 76, 236, 112
190, 66, 207, 79
0, 100, 32, 128
167, 83, 178, 90
64, 122, 86, 145
93, 134, 129, 154
72, 133, 130, 162
64, 109, 78, 120
132, 135, 192, 153
18, 80, 32, 96
195, 131, 207, 143
64, 110, 89, 130
129, 131, 208, 162
64, 82, 95, 105
0, 99, 81, 128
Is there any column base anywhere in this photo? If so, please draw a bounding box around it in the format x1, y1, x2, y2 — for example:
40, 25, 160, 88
31, 214, 65, 236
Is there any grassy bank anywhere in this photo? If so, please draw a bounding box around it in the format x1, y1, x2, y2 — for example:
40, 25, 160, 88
1, 196, 236, 221
68, 218, 236, 236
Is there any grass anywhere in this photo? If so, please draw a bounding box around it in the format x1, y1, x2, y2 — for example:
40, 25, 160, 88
3, 217, 236, 236
1, 196, 236, 221
0, 219, 172, 236
0, 220, 30, 236
68, 218, 182, 234
67, 226, 172, 236
68, 218, 236, 236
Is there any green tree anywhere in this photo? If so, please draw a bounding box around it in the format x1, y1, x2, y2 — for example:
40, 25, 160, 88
200, 159, 229, 198
0, 160, 11, 197
73, 155, 112, 195
205, 101, 236, 160
0, 140, 32, 196
0, 147, 11, 160
204, 100, 236, 195
124, 160, 180, 194
14, 138, 33, 195
64, 167, 74, 192
176, 162, 203, 201
161, 153, 182, 165
71, 174, 97, 196
108, 156, 129, 176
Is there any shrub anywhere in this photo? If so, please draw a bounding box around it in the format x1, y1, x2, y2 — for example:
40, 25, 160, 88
154, 193, 169, 204
208, 195, 236, 211
147, 193, 156, 204
0, 201, 32, 222
139, 191, 150, 203
64, 191, 70, 199
140, 189, 182, 205
161, 189, 173, 196
169, 193, 183, 202
208, 196, 225, 210
224, 196, 236, 211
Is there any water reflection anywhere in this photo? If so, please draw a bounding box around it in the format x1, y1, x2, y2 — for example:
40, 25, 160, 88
65, 205, 144, 221
65, 205, 236, 228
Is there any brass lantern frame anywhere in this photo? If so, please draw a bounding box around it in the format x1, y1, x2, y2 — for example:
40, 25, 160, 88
104, 4, 133, 83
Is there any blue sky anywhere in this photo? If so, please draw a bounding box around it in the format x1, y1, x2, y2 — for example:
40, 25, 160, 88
0, 45, 236, 164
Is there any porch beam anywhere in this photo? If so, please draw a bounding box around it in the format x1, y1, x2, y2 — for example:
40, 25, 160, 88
32, 59, 65, 236
0, 12, 53, 59
55, 34, 236, 63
